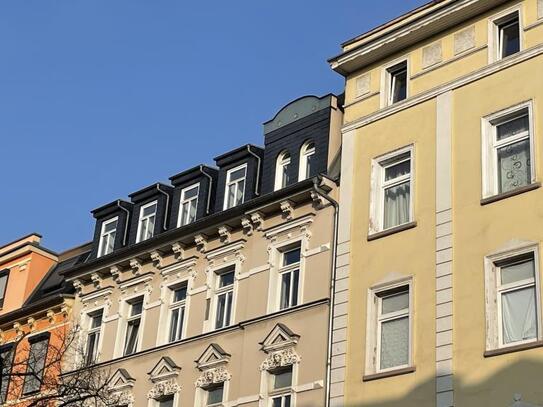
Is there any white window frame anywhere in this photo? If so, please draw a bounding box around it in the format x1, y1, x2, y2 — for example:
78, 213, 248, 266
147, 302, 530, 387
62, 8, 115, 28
178, 183, 200, 227
166, 282, 188, 343
113, 292, 148, 358
488, 6, 523, 63
83, 308, 104, 365
223, 164, 248, 210
149, 393, 179, 407
268, 366, 294, 407
369, 145, 414, 234
97, 217, 118, 258
211, 266, 236, 330
205, 382, 225, 407
136, 201, 158, 243
259, 363, 298, 407
298, 140, 316, 181
484, 242, 542, 351
274, 151, 292, 191
277, 243, 302, 311
365, 277, 413, 376
381, 57, 409, 107
481, 101, 535, 198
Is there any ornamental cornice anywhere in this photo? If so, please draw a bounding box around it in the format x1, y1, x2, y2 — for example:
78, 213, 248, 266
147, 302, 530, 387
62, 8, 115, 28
147, 378, 181, 400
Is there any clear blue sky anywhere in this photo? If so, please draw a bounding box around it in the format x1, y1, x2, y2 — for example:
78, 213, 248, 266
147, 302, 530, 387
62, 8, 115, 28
0, 0, 427, 252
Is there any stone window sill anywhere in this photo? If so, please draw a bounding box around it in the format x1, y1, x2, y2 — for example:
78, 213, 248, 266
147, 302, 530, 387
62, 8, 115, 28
362, 366, 416, 382
484, 340, 543, 358
367, 221, 417, 241
480, 182, 541, 206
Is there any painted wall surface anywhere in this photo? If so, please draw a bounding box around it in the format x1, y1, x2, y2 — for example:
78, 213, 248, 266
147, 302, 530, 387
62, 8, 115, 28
345, 100, 437, 406
453, 53, 543, 406
71, 198, 336, 406
335, 0, 543, 406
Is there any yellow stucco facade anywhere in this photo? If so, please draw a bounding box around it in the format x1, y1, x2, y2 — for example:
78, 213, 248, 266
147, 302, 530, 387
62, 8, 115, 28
329, 0, 543, 406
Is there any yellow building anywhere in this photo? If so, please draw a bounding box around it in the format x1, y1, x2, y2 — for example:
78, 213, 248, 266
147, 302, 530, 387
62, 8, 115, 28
328, 0, 543, 406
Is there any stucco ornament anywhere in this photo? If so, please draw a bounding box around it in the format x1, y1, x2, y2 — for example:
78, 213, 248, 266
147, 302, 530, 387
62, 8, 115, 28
260, 347, 301, 371
112, 390, 135, 405
195, 366, 232, 388
147, 378, 181, 400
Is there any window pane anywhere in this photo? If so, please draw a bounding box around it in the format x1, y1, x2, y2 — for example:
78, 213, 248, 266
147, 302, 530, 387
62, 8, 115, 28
384, 181, 410, 229
230, 167, 246, 181
382, 291, 409, 314
500, 19, 520, 58
24, 338, 48, 394
292, 269, 299, 307
501, 258, 534, 285
283, 248, 301, 266
227, 184, 236, 208
272, 398, 282, 407
184, 186, 199, 199
173, 286, 187, 303
497, 114, 529, 140
307, 153, 316, 178
236, 179, 245, 205
188, 199, 197, 223
106, 232, 115, 255
142, 203, 157, 217
380, 316, 409, 370
274, 368, 292, 389
497, 139, 531, 193
169, 308, 179, 342
104, 219, 118, 233
124, 319, 140, 355
90, 312, 103, 329
385, 159, 410, 181
131, 301, 143, 316
219, 271, 235, 288
159, 396, 174, 407
207, 385, 223, 405
216, 294, 226, 329
282, 162, 291, 187
280, 272, 291, 310
390, 65, 407, 103
225, 291, 233, 327
85, 332, 98, 365
502, 286, 537, 344
0, 348, 13, 402
0, 275, 8, 301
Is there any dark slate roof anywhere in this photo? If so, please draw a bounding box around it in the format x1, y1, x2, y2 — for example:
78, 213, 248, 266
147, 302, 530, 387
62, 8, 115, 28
23, 249, 91, 306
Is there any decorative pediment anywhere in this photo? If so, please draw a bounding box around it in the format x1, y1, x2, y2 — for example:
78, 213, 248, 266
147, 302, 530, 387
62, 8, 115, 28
195, 343, 230, 370
108, 369, 135, 391
260, 323, 300, 353
148, 356, 181, 383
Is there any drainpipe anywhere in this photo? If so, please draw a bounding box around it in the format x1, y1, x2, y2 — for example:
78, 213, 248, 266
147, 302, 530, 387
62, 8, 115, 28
155, 184, 170, 231
199, 165, 213, 215
246, 145, 261, 196
312, 178, 339, 407
116, 200, 131, 246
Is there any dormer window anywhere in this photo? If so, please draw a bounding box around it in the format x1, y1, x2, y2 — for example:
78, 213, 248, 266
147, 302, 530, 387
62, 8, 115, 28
137, 201, 157, 243
275, 151, 292, 191
386, 61, 408, 105
178, 184, 199, 227
224, 164, 247, 209
98, 217, 118, 257
299, 141, 316, 181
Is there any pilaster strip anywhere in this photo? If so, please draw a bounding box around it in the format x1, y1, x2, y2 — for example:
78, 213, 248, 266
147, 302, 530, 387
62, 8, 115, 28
435, 91, 454, 407
329, 130, 355, 407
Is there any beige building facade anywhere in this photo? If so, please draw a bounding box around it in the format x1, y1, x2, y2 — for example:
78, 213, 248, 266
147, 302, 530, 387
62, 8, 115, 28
63, 95, 343, 407
328, 0, 543, 406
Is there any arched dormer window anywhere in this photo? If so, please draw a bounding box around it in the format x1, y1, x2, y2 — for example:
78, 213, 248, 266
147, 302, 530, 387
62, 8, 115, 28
275, 151, 292, 191
299, 141, 316, 181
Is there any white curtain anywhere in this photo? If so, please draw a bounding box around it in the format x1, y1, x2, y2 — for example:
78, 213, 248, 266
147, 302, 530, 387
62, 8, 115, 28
380, 316, 409, 369
384, 182, 410, 229
502, 287, 537, 344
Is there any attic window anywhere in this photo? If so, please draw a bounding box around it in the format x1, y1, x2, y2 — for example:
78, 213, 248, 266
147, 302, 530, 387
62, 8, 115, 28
496, 12, 520, 59
386, 61, 408, 105
137, 201, 158, 243
98, 217, 118, 258
224, 164, 247, 210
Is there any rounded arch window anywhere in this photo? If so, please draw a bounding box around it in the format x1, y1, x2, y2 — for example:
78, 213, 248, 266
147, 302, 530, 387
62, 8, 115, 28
275, 151, 292, 191
299, 141, 316, 181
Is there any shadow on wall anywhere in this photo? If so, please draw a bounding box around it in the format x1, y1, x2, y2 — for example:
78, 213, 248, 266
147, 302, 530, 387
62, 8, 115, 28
340, 358, 543, 407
